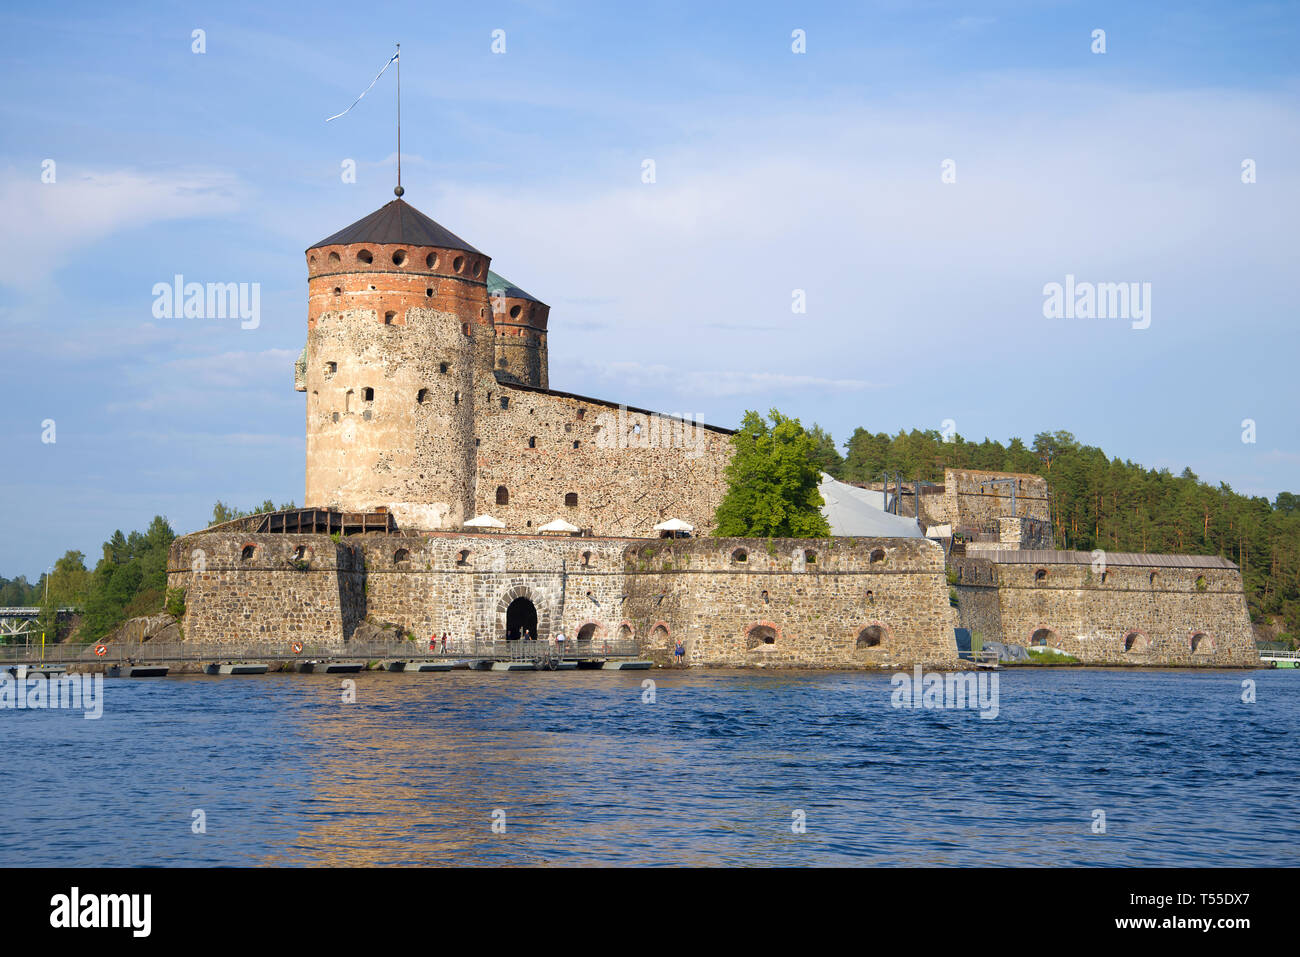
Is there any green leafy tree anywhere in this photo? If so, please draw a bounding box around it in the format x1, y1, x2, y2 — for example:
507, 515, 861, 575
210, 499, 297, 526
806, 424, 844, 478
714, 409, 832, 539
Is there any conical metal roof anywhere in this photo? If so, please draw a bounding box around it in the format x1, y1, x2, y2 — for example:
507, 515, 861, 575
486, 270, 545, 304
308, 198, 482, 254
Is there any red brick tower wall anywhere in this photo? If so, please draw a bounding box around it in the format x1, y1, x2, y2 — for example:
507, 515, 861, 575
492, 294, 550, 389
303, 241, 493, 529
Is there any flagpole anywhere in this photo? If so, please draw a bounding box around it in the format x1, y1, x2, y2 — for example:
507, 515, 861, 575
395, 43, 402, 197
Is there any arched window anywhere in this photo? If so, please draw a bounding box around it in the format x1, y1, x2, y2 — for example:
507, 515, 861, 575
528, 436, 536, 448
731, 548, 748, 563
393, 548, 409, 565
417, 389, 428, 404
362, 387, 374, 402
564, 492, 578, 507
496, 486, 509, 506
1030, 628, 1055, 646
357, 249, 373, 264
391, 249, 407, 266
581, 551, 592, 567
870, 547, 886, 564
856, 624, 885, 648
383, 311, 396, 325
804, 550, 817, 565
456, 550, 471, 566
746, 624, 778, 649
240, 544, 256, 562
1124, 631, 1151, 653
1035, 568, 1048, 581
1190, 632, 1213, 653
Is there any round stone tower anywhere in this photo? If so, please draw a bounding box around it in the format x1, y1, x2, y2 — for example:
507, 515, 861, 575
487, 271, 549, 390
302, 196, 494, 529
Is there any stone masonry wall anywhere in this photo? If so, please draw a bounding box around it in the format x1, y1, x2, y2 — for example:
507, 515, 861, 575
950, 556, 1258, 666
167, 535, 365, 644
167, 531, 960, 669
473, 387, 735, 538
940, 469, 1051, 528
620, 537, 959, 669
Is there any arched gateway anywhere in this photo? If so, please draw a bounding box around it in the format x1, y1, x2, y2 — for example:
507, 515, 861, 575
506, 597, 537, 641
495, 585, 553, 641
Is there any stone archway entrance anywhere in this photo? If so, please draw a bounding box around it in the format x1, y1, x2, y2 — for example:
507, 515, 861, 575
505, 597, 538, 641
494, 584, 554, 642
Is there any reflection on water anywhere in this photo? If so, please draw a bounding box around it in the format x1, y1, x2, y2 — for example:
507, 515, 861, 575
2, 669, 1298, 866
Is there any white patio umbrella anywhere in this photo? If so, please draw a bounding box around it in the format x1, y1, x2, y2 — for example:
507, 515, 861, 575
653, 518, 695, 533
537, 518, 580, 534
464, 514, 505, 530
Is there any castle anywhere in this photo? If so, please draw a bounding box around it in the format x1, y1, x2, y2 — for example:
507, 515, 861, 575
165, 193, 1259, 668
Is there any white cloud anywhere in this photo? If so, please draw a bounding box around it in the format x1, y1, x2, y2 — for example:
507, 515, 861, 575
0, 166, 245, 290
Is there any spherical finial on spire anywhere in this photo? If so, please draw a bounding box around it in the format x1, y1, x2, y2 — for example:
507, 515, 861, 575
394, 185, 405, 197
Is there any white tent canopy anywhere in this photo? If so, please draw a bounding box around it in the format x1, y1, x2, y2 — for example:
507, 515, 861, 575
464, 514, 505, 529
653, 518, 695, 532
818, 473, 925, 538
537, 518, 579, 534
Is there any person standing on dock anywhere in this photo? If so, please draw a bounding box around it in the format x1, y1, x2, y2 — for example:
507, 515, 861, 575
555, 629, 566, 658
441, 633, 448, 653
674, 639, 686, 667
429, 633, 437, 653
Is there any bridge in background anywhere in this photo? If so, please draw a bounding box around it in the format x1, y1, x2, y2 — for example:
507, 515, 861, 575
0, 607, 80, 641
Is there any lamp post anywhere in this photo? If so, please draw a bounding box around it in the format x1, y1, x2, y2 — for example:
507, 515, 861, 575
41, 564, 51, 661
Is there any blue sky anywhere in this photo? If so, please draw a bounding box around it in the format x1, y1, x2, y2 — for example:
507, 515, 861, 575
2, 0, 1297, 578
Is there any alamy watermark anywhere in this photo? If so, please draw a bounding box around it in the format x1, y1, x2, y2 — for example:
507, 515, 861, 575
1, 672, 103, 719
595, 405, 708, 459
152, 275, 260, 329
1042, 275, 1150, 330
891, 666, 999, 719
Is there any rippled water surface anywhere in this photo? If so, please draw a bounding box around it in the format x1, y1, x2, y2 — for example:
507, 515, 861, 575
2, 668, 1297, 866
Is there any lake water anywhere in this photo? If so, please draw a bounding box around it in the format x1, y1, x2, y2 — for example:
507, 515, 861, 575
2, 668, 1296, 866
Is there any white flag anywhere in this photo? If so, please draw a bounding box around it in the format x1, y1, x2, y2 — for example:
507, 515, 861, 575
326, 49, 399, 122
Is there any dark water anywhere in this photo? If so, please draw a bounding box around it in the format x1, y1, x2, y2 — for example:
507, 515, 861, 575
2, 668, 1296, 866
